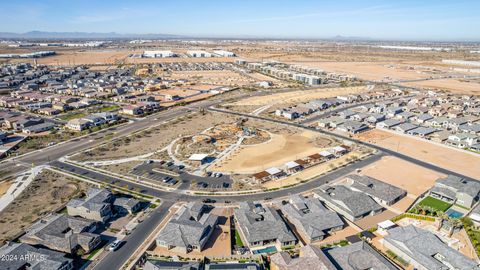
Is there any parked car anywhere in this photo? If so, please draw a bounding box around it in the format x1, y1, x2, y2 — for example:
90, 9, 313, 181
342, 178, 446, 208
197, 182, 208, 188
108, 240, 122, 251
207, 172, 213, 177
202, 198, 216, 203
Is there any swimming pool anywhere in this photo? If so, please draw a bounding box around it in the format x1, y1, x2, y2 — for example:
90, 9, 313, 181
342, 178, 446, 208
446, 208, 464, 219
252, 246, 277, 254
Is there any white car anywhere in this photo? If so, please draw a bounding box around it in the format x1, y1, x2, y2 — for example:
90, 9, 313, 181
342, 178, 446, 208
108, 240, 122, 251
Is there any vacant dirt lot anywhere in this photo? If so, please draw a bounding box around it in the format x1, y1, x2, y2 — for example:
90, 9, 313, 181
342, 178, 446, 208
292, 61, 435, 82
401, 78, 480, 95
167, 70, 255, 86
73, 112, 237, 162
212, 130, 335, 174
0, 169, 89, 244
359, 156, 446, 197
356, 129, 480, 179
230, 86, 368, 106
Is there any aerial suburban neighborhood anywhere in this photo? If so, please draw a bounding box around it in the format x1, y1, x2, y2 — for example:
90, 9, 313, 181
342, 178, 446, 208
0, 1, 480, 270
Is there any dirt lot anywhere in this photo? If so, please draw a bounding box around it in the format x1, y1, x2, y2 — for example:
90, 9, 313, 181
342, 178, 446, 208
359, 156, 446, 197
292, 61, 435, 81
229, 86, 368, 106
73, 112, 237, 162
0, 169, 89, 244
355, 129, 480, 180
166, 70, 255, 86
0, 180, 12, 196
401, 78, 480, 95
212, 130, 335, 174
354, 210, 398, 230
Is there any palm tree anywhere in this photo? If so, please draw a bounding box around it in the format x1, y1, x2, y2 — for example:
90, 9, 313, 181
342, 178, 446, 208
449, 218, 463, 237
437, 212, 449, 231
416, 205, 427, 215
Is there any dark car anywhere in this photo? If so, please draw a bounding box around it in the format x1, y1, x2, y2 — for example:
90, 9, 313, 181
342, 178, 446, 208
202, 198, 216, 203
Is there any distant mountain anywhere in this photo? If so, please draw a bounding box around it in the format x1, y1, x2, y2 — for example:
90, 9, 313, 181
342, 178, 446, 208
0, 31, 182, 39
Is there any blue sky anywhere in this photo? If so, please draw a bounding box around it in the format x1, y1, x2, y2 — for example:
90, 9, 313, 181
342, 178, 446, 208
1, 0, 479, 41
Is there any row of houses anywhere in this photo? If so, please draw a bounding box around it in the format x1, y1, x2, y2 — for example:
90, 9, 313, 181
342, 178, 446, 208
235, 60, 356, 85
277, 88, 407, 120
65, 112, 119, 131
320, 91, 480, 150
251, 145, 348, 183
0, 110, 57, 134
271, 223, 480, 270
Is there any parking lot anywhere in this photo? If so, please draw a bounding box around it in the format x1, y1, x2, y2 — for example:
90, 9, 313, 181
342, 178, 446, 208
131, 160, 232, 191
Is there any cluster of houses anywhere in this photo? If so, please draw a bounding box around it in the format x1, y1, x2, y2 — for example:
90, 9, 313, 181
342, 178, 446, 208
235, 59, 356, 85
0, 188, 141, 270
0, 62, 188, 118
153, 184, 478, 270
66, 112, 119, 131
275, 89, 405, 120
251, 145, 349, 184
1, 89, 102, 115
0, 110, 57, 134
318, 90, 480, 151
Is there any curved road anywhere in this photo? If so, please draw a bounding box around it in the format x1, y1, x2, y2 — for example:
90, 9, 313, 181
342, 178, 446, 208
209, 107, 479, 182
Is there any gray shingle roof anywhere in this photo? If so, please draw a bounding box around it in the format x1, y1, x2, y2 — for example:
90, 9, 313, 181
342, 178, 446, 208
67, 187, 112, 212
270, 245, 336, 270
234, 202, 297, 244
325, 241, 397, 270
345, 174, 407, 204
384, 225, 479, 270
315, 185, 383, 218
19, 213, 99, 253
156, 202, 218, 249
281, 195, 344, 241
436, 175, 480, 198
0, 242, 73, 270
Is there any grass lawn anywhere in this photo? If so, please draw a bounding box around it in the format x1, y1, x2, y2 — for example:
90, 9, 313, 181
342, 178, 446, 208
418, 196, 452, 212
234, 229, 244, 247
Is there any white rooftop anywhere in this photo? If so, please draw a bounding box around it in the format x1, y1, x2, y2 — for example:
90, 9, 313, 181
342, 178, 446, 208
284, 161, 300, 169
333, 146, 347, 152
266, 167, 282, 175
188, 154, 208, 161
378, 220, 396, 229
319, 151, 334, 157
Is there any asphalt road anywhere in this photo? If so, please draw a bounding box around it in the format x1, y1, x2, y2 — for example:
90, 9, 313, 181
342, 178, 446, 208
92, 201, 174, 270
50, 152, 383, 203
209, 107, 480, 182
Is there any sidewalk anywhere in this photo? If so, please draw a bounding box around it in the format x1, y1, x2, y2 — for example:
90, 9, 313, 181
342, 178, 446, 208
0, 165, 46, 213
